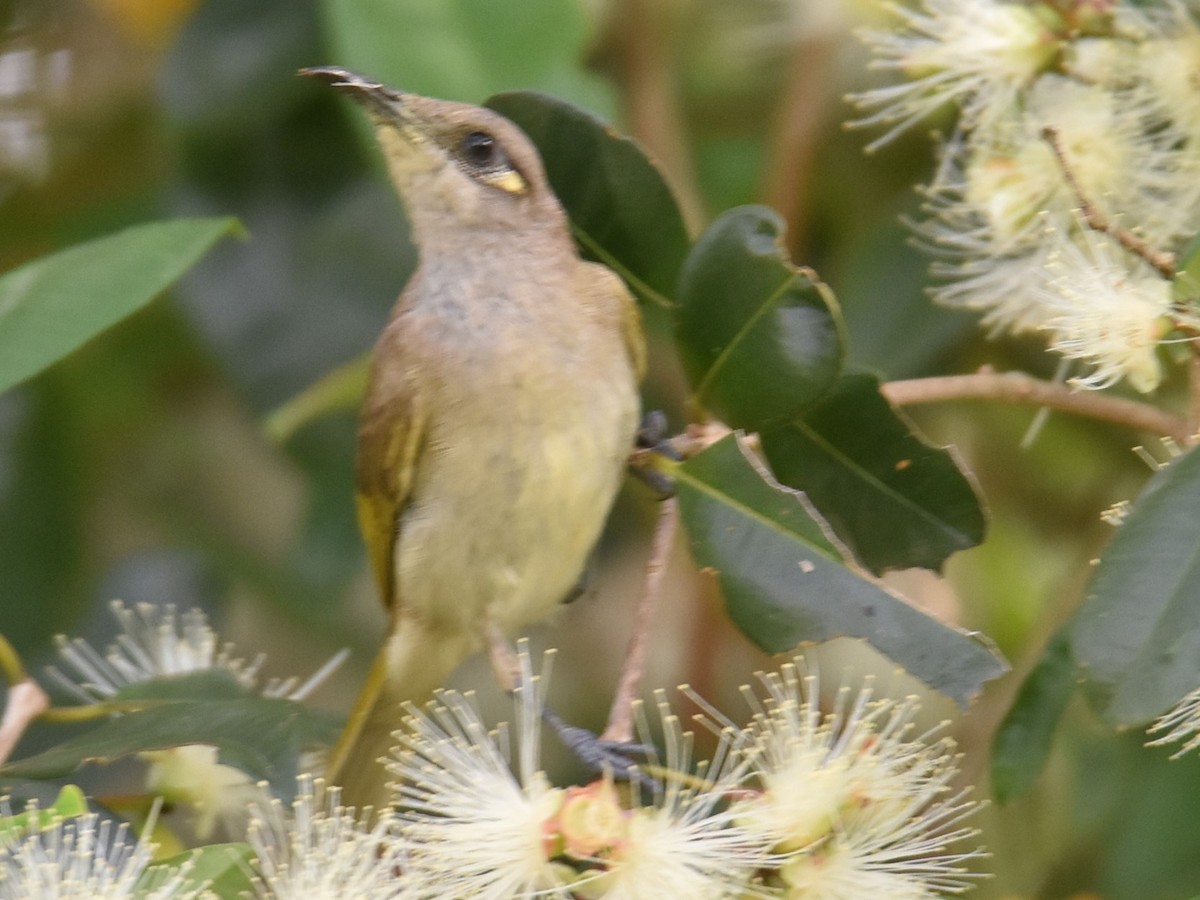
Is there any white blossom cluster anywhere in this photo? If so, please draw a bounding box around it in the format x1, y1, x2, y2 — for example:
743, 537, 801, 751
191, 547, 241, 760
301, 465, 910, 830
10, 622, 984, 898
366, 649, 982, 899
851, 0, 1200, 392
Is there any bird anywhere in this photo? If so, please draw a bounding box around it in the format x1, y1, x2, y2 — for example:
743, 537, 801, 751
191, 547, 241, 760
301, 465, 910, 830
299, 67, 645, 811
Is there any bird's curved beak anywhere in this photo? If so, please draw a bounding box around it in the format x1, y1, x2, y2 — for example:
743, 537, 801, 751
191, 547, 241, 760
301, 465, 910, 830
299, 66, 410, 124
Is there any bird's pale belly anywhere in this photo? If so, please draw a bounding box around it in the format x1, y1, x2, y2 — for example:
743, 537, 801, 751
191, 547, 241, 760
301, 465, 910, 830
393, 373, 637, 640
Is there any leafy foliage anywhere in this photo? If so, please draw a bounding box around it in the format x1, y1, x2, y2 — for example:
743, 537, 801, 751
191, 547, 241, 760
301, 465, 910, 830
675, 434, 1004, 706
760, 372, 986, 574
1070, 446, 1200, 727
0, 219, 240, 395
676, 206, 844, 427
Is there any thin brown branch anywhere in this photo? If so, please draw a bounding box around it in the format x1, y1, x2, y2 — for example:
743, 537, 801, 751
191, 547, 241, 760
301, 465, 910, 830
0, 679, 48, 766
601, 0, 707, 234
1189, 343, 1200, 444
0, 633, 26, 685
602, 497, 679, 744
1042, 126, 1177, 278
883, 369, 1192, 444
761, 35, 837, 254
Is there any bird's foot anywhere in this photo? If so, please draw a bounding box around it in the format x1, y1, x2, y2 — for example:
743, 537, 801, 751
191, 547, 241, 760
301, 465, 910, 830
631, 410, 679, 499
542, 708, 655, 786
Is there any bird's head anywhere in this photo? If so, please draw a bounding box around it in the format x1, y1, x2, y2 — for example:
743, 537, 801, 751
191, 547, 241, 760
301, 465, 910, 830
300, 67, 564, 242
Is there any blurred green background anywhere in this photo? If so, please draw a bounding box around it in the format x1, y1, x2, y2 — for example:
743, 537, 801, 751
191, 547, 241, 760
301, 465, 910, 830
3, 0, 1198, 896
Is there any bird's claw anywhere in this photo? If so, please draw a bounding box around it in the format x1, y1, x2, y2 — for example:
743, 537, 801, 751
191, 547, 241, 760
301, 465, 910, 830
543, 709, 655, 786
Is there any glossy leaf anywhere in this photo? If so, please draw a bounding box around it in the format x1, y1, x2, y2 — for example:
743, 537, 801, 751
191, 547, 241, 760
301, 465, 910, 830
0, 218, 240, 396
676, 206, 844, 430
486, 91, 690, 309
138, 843, 255, 897
1071, 445, 1200, 727
991, 630, 1075, 803
1, 698, 339, 791
760, 372, 985, 574
109, 670, 258, 703
674, 434, 1006, 707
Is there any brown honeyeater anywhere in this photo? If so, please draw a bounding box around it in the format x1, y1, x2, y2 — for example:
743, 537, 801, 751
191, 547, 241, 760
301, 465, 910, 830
301, 68, 645, 810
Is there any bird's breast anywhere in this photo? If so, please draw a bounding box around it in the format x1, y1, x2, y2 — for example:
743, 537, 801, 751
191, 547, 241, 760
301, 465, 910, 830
390, 289, 639, 637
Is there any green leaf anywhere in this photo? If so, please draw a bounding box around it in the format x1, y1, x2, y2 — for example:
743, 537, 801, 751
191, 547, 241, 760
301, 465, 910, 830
485, 92, 690, 309
674, 434, 1006, 707
263, 353, 370, 444
760, 372, 985, 574
676, 206, 844, 430
323, 0, 613, 114
991, 630, 1076, 803
137, 843, 255, 898
110, 670, 258, 703
0, 785, 88, 839
1070, 445, 1200, 727
0, 218, 241, 396
1, 699, 340, 791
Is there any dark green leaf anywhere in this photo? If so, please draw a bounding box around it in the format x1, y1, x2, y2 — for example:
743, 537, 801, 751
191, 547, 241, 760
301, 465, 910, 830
137, 843, 255, 898
674, 434, 1006, 707
676, 206, 844, 430
991, 630, 1075, 803
760, 372, 985, 574
485, 92, 690, 309
0, 219, 240, 396
2, 699, 340, 791
324, 0, 613, 113
1070, 445, 1200, 727
110, 670, 256, 703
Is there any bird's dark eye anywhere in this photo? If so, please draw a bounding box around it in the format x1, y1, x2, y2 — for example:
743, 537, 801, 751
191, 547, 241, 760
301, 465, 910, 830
461, 131, 498, 168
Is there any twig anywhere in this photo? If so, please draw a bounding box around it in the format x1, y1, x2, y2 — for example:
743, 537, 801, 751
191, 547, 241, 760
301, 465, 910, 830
602, 0, 707, 234
1042, 126, 1177, 278
1189, 344, 1200, 444
761, 35, 837, 254
0, 680, 49, 766
882, 368, 1192, 444
602, 497, 679, 744
0, 633, 27, 686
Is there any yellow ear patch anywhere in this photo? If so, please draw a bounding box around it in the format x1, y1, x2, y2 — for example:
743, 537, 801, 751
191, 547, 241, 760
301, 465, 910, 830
481, 169, 528, 195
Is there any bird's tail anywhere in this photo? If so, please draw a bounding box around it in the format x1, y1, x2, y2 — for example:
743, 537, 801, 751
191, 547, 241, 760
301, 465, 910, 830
325, 617, 476, 812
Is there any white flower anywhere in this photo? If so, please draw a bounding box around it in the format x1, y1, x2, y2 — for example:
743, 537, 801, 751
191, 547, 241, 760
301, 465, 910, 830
1147, 685, 1200, 758
142, 744, 269, 841
693, 660, 986, 898
849, 0, 1059, 150
46, 600, 346, 702
388, 647, 571, 898
245, 775, 408, 899
0, 801, 200, 899
573, 693, 771, 900
1034, 223, 1175, 392
1134, 3, 1200, 140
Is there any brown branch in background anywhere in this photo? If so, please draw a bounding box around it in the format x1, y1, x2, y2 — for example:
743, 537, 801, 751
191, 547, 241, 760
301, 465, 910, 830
599, 0, 707, 234
883, 368, 1193, 444
0, 680, 49, 766
1189, 343, 1200, 442
761, 35, 838, 255
602, 497, 678, 744
0, 634, 46, 766
1042, 126, 1178, 278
